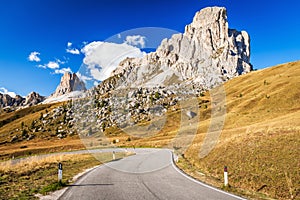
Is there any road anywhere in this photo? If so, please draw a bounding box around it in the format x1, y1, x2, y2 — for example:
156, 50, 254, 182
59, 148, 245, 200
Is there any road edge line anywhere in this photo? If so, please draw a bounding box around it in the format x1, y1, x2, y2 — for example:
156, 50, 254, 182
170, 151, 247, 200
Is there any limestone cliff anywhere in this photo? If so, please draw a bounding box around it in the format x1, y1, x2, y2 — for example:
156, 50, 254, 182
112, 7, 252, 89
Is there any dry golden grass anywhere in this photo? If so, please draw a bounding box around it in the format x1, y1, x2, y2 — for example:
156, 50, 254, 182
0, 154, 91, 173
0, 101, 87, 161
0, 102, 62, 138
179, 61, 300, 200
0, 137, 85, 161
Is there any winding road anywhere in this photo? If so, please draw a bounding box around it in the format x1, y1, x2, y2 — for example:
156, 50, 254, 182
59, 149, 245, 200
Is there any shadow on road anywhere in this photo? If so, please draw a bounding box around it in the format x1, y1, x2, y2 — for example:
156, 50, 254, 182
68, 183, 114, 187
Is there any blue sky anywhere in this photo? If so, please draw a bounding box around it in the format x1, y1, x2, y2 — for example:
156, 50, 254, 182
0, 0, 299, 97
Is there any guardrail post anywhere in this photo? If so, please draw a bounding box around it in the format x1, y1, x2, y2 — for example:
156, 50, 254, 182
58, 162, 63, 183
224, 166, 228, 186
113, 151, 116, 160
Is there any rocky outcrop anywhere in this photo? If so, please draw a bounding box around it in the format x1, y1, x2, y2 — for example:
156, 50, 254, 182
51, 72, 86, 98
112, 7, 252, 89
24, 92, 45, 106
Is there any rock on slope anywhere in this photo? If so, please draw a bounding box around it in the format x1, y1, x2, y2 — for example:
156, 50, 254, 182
112, 7, 252, 89
50, 72, 86, 98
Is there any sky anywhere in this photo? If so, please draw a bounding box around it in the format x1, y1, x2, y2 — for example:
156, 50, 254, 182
0, 0, 299, 97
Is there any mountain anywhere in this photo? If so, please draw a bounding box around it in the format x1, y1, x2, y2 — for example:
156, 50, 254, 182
111, 7, 252, 89
50, 72, 86, 98
0, 92, 45, 109
84, 6, 252, 130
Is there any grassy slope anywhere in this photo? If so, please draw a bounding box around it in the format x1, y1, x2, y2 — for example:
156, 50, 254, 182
180, 61, 300, 199
0, 154, 101, 199
0, 102, 84, 160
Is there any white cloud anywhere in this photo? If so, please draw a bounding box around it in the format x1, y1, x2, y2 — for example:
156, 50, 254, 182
54, 67, 72, 74
66, 48, 80, 55
37, 64, 46, 69
124, 35, 146, 48
47, 61, 60, 69
40, 61, 60, 69
67, 42, 72, 47
56, 59, 66, 65
28, 51, 41, 62
76, 72, 92, 83
0, 87, 17, 98
66, 42, 80, 55
81, 41, 145, 81
117, 34, 121, 39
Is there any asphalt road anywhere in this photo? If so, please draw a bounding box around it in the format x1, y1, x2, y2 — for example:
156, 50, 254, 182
59, 149, 245, 200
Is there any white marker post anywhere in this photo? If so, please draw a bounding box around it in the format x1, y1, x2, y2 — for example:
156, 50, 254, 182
58, 163, 63, 183
112, 151, 116, 160
224, 166, 228, 186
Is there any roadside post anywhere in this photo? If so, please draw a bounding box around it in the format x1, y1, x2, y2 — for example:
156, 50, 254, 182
58, 163, 63, 183
113, 151, 116, 160
224, 166, 228, 186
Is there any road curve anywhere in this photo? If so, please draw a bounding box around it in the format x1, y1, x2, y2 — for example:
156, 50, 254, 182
59, 149, 245, 200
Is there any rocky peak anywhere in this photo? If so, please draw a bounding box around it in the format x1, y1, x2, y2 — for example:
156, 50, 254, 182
51, 72, 86, 98
112, 6, 252, 89
24, 92, 45, 106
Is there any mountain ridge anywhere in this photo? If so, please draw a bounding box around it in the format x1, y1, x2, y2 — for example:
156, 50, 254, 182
0, 91, 45, 109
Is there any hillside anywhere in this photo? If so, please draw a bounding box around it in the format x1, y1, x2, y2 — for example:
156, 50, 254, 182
0, 102, 84, 160
0, 61, 299, 199
180, 61, 300, 199
100, 61, 300, 199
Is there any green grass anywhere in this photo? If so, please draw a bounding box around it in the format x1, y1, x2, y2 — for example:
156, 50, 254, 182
40, 181, 67, 195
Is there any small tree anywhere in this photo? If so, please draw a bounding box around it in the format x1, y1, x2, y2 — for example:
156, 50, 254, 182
21, 129, 28, 137
88, 127, 93, 136
30, 121, 35, 129
154, 92, 160, 99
